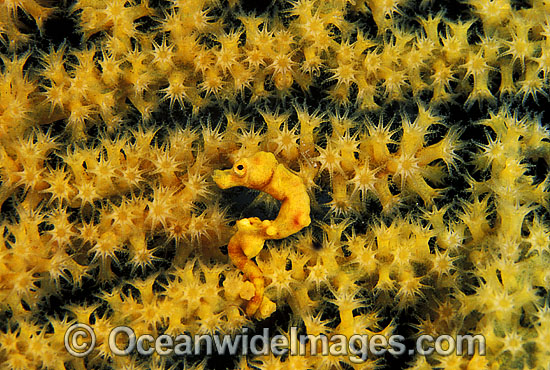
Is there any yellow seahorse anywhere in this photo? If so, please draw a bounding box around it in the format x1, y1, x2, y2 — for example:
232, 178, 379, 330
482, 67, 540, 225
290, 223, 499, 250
213, 151, 311, 317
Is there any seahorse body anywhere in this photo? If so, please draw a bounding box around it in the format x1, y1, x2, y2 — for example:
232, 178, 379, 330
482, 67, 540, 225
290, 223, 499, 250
213, 151, 311, 317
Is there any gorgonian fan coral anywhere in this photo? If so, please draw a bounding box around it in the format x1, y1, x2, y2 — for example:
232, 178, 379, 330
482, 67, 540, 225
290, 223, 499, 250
0, 1, 549, 370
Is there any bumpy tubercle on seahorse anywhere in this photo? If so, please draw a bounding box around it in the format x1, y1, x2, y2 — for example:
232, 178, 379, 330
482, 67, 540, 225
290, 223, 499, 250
212, 151, 311, 318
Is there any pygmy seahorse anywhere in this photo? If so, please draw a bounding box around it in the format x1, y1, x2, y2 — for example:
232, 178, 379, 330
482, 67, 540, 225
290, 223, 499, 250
213, 151, 311, 317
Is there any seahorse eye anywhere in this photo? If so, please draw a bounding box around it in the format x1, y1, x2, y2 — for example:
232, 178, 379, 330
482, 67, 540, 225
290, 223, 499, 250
234, 162, 246, 177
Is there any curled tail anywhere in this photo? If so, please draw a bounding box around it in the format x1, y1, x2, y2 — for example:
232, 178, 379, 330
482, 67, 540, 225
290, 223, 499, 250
227, 230, 264, 316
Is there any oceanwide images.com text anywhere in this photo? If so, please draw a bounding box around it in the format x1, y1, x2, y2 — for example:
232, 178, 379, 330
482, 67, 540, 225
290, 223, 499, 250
65, 324, 486, 362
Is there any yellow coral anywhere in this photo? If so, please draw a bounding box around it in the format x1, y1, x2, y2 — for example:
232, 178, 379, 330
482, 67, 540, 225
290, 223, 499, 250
1, 1, 550, 370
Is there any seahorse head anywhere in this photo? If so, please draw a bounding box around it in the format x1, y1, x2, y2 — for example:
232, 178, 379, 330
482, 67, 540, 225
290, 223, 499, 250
212, 151, 278, 190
